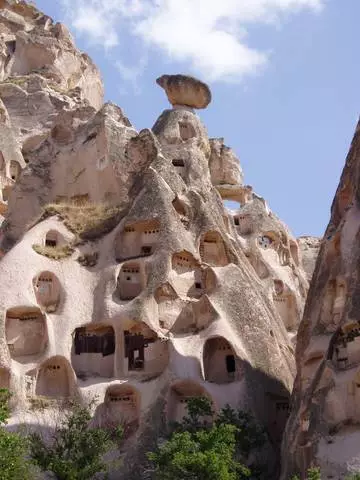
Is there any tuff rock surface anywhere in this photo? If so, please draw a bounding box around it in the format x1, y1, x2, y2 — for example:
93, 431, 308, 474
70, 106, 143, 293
0, 2, 315, 478
156, 74, 211, 109
298, 236, 321, 282
281, 121, 360, 479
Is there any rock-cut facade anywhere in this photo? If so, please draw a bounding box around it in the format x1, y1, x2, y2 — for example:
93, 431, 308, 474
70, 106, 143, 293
0, 1, 313, 477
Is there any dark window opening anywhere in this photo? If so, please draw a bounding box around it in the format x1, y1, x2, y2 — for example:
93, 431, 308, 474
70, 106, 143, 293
74, 328, 115, 357
141, 246, 152, 256
226, 355, 236, 373
45, 239, 57, 247
6, 41, 16, 55
124, 331, 156, 370
195, 282, 202, 289
172, 159, 185, 167
83, 132, 98, 144
234, 217, 240, 226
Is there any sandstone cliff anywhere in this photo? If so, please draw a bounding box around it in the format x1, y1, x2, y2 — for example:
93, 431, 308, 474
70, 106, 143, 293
0, 1, 312, 478
281, 122, 360, 478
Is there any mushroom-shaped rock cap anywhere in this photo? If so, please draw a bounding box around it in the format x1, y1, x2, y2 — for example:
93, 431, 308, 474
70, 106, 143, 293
156, 74, 211, 109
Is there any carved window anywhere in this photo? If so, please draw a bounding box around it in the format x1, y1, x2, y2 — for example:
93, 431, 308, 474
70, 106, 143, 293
258, 235, 273, 249
74, 327, 115, 357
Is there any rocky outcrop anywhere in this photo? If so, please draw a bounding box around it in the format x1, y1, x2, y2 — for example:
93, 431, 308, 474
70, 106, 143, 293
0, 2, 312, 478
156, 74, 211, 109
281, 121, 360, 479
0, 0, 103, 233
298, 236, 321, 282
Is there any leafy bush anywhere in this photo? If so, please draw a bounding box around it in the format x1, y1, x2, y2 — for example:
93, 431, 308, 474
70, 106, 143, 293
148, 424, 250, 480
291, 466, 321, 480
29, 400, 123, 480
0, 388, 34, 480
148, 396, 268, 480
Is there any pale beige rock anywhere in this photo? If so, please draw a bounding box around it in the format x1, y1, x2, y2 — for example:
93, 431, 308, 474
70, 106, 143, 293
281, 121, 360, 479
156, 74, 211, 109
0, 2, 315, 478
298, 235, 321, 282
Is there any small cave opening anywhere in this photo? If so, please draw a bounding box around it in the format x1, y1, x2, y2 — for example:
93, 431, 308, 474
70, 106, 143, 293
203, 336, 241, 383
71, 324, 115, 379
35, 356, 73, 398
115, 219, 160, 262
178, 121, 196, 141
5, 306, 47, 360
200, 231, 229, 266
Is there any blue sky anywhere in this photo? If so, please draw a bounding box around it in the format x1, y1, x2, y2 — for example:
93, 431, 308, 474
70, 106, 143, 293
33, 0, 358, 238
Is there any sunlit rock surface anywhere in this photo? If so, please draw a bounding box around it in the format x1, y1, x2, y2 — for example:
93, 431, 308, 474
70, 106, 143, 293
0, 2, 315, 478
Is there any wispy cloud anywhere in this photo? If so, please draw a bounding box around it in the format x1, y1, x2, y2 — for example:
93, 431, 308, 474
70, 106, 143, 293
61, 0, 324, 83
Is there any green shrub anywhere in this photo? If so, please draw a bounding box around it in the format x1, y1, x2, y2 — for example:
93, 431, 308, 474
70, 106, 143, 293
29, 400, 123, 480
148, 396, 268, 480
0, 389, 35, 480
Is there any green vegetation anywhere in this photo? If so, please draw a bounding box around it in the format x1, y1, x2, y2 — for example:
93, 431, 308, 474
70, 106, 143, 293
42, 202, 124, 240
29, 400, 123, 480
32, 243, 74, 260
0, 390, 123, 480
0, 389, 35, 480
148, 396, 267, 480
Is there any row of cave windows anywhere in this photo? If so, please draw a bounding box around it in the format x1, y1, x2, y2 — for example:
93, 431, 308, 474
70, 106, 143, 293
44, 225, 297, 274
31, 252, 294, 317
28, 260, 203, 314
4, 314, 239, 384
43, 226, 230, 269
0, 367, 289, 441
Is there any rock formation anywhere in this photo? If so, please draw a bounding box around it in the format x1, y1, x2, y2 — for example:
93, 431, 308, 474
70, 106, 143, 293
0, 1, 313, 478
281, 122, 360, 479
298, 236, 321, 282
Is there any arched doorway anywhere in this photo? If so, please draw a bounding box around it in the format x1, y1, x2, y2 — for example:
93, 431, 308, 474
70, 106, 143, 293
33, 271, 61, 312
167, 380, 212, 423
5, 306, 47, 360
71, 324, 115, 379
103, 384, 140, 437
35, 356, 73, 398
203, 336, 241, 383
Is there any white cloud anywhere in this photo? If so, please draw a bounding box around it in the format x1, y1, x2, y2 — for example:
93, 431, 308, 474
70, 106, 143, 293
61, 0, 324, 82
115, 56, 148, 94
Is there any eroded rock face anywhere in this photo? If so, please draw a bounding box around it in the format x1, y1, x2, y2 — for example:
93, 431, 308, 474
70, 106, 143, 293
156, 74, 211, 109
281, 122, 360, 479
298, 236, 321, 282
0, 3, 313, 479
209, 137, 244, 186
0, 0, 103, 225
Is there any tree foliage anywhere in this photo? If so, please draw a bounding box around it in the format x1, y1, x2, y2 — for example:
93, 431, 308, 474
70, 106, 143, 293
0, 388, 34, 480
29, 400, 123, 480
148, 396, 269, 480
148, 423, 250, 480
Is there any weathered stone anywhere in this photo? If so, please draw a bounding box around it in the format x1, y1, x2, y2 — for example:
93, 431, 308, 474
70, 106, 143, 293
156, 74, 211, 109
281, 121, 360, 479
0, 2, 315, 478
298, 235, 321, 282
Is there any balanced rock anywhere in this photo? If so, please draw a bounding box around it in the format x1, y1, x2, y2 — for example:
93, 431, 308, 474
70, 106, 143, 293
156, 74, 211, 109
